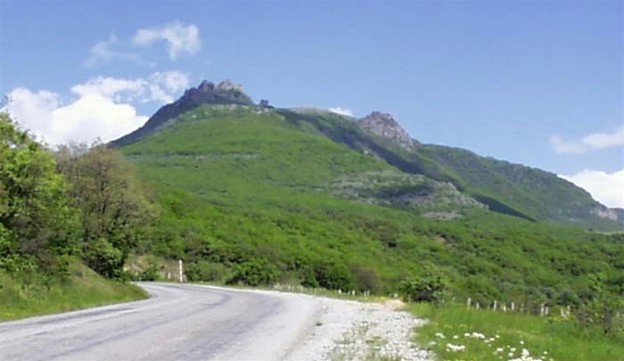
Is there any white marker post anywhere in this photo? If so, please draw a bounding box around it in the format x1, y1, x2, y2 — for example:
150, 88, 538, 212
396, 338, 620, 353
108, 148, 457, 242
178, 259, 183, 283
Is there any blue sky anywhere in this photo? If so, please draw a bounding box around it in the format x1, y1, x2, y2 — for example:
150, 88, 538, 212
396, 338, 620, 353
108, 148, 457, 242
1, 1, 622, 207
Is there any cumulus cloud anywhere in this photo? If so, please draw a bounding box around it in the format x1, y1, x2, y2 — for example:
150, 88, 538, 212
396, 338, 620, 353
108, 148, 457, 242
1, 71, 189, 146
133, 21, 201, 60
560, 169, 624, 208
84, 34, 141, 67
3, 88, 147, 146
71, 77, 146, 100
71, 71, 189, 104
329, 107, 353, 117
551, 126, 624, 154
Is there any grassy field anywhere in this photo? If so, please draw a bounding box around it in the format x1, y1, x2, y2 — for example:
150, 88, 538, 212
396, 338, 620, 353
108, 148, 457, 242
408, 303, 624, 361
0, 263, 147, 321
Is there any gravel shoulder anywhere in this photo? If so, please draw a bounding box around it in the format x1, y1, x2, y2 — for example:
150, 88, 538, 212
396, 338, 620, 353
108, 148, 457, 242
284, 296, 432, 361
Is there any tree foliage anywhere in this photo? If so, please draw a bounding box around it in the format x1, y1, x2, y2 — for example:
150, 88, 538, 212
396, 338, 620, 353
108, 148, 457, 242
0, 113, 78, 274
55, 143, 156, 278
400, 265, 447, 304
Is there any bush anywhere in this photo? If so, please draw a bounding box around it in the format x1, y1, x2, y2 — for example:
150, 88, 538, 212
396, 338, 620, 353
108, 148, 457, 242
400, 272, 446, 303
313, 260, 354, 291
82, 239, 124, 278
186, 260, 229, 283
135, 262, 160, 281
227, 259, 278, 287
351, 264, 381, 293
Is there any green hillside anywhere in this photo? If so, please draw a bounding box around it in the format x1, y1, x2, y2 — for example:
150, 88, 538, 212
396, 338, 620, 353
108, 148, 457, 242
120, 104, 623, 318
270, 108, 623, 230
420, 145, 623, 230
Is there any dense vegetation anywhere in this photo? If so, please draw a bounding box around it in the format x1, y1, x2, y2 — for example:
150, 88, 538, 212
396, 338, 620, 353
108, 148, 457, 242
421, 144, 622, 230
272, 108, 622, 230
0, 114, 147, 318
119, 105, 623, 340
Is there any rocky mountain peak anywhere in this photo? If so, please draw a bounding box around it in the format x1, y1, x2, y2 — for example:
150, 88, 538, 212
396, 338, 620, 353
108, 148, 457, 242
197, 80, 215, 92
216, 80, 244, 93
183, 79, 253, 106
357, 111, 418, 150
111, 80, 255, 147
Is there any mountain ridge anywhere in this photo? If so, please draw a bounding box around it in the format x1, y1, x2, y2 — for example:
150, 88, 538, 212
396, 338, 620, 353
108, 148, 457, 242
110, 79, 623, 230
111, 80, 256, 147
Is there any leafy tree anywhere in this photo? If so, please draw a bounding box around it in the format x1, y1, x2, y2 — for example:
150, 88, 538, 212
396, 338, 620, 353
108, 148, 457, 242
56, 143, 156, 277
0, 113, 79, 274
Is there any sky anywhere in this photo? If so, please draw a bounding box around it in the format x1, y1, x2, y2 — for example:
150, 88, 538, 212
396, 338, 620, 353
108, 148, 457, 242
0, 1, 622, 207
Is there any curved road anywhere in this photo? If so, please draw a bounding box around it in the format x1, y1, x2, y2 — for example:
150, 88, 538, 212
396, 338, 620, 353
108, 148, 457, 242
0, 283, 321, 361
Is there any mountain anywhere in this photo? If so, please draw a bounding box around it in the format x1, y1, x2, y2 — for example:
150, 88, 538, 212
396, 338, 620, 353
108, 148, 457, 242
111, 80, 255, 147
110, 80, 623, 309
357, 111, 419, 151
419, 145, 624, 229
111, 80, 623, 230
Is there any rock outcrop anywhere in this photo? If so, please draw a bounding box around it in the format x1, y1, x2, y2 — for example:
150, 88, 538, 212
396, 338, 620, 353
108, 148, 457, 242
111, 80, 255, 147
357, 111, 418, 151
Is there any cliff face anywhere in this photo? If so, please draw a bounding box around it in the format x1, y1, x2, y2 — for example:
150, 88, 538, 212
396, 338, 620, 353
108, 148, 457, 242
357, 111, 418, 151
110, 80, 254, 147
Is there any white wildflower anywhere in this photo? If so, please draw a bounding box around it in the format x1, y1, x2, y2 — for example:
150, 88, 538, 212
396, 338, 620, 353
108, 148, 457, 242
446, 343, 466, 352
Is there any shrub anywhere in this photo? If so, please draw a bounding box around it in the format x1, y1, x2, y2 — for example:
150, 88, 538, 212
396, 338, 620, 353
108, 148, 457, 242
313, 260, 354, 291
82, 238, 124, 278
186, 260, 229, 283
135, 262, 160, 281
400, 272, 446, 303
227, 259, 278, 287
351, 264, 382, 293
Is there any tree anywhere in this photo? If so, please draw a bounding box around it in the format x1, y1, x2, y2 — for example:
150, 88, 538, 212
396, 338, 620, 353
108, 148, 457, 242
56, 143, 156, 277
0, 113, 79, 274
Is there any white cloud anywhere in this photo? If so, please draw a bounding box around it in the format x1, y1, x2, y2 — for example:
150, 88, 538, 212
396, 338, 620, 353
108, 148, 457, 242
560, 169, 624, 208
329, 107, 353, 117
70, 71, 189, 104
550, 136, 587, 154
71, 77, 146, 100
84, 34, 141, 67
151, 71, 191, 93
133, 21, 201, 60
583, 127, 624, 149
2, 72, 190, 145
551, 126, 624, 154
3, 88, 147, 146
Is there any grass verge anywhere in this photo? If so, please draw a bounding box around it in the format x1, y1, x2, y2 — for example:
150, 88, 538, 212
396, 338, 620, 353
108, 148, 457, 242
408, 303, 623, 361
0, 264, 147, 321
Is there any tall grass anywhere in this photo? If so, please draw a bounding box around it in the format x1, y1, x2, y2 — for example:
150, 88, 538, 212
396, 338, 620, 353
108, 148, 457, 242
408, 303, 624, 361
0, 264, 147, 321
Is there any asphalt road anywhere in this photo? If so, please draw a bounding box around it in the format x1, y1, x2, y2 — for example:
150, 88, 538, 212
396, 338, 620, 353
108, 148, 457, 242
0, 282, 321, 361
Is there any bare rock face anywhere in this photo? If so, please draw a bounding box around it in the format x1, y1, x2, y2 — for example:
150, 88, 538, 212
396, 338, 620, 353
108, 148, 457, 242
357, 111, 418, 151
183, 80, 253, 106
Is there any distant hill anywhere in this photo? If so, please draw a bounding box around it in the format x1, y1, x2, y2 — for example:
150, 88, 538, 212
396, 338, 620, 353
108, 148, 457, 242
420, 145, 623, 230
